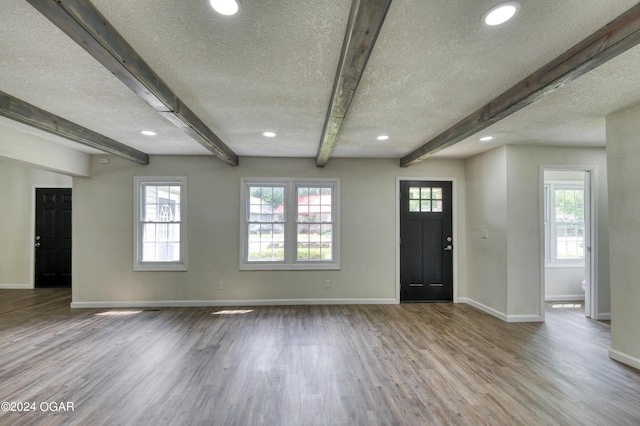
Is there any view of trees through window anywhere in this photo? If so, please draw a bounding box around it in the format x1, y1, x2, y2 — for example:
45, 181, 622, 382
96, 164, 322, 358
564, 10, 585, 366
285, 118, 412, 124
247, 184, 334, 263
554, 187, 584, 260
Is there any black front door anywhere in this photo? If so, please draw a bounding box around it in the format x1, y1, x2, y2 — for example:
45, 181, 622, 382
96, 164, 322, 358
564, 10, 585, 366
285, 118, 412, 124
400, 180, 453, 302
35, 188, 72, 288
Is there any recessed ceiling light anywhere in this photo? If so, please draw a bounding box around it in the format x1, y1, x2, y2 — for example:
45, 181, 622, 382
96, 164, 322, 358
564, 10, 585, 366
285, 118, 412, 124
377, 135, 389, 141
483, 2, 520, 26
210, 0, 239, 15
140, 130, 156, 136
479, 136, 494, 142
263, 131, 276, 138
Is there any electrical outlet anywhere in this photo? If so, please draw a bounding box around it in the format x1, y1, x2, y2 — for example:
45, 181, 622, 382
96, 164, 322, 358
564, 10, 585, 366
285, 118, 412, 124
217, 281, 224, 290
325, 279, 331, 288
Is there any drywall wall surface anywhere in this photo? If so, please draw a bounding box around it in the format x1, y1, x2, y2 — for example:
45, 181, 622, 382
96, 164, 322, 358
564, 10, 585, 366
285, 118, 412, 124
72, 155, 466, 304
606, 103, 640, 367
506, 145, 609, 318
0, 122, 90, 176
0, 159, 72, 287
464, 147, 509, 313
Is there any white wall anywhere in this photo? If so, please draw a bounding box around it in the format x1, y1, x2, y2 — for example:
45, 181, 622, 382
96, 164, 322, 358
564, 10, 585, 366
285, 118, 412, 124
0, 121, 90, 177
506, 145, 609, 318
463, 145, 609, 321
544, 267, 584, 300
72, 155, 466, 306
606, 103, 640, 370
463, 147, 509, 315
0, 159, 72, 288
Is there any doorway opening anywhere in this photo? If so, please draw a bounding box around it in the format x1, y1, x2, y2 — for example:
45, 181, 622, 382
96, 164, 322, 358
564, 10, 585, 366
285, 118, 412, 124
542, 168, 594, 318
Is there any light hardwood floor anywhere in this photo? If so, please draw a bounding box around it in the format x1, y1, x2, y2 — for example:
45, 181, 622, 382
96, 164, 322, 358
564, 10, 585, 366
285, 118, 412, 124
1, 289, 639, 425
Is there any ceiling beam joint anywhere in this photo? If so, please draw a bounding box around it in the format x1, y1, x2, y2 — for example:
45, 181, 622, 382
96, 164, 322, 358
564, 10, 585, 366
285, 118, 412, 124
27, 0, 238, 166
400, 3, 640, 167
0, 91, 149, 164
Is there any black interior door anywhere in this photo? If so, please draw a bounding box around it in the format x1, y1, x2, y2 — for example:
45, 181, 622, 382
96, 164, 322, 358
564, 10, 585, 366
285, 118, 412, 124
35, 188, 72, 288
400, 181, 453, 302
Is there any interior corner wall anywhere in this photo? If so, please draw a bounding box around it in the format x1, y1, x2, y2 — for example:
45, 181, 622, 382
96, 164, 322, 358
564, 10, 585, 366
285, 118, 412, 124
606, 103, 640, 369
0, 159, 72, 287
506, 145, 609, 319
72, 155, 466, 305
463, 146, 509, 314
463, 145, 609, 321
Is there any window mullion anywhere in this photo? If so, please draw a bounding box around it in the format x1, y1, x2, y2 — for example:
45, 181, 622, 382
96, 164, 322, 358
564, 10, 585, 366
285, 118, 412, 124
287, 182, 296, 264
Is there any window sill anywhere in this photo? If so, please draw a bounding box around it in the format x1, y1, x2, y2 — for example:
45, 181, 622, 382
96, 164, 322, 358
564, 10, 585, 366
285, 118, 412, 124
545, 262, 585, 269
134, 262, 188, 272
240, 262, 340, 271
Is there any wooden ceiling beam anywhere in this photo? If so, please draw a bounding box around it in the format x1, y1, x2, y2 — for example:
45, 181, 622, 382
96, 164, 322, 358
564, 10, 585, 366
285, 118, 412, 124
27, 0, 238, 166
0, 91, 149, 164
316, 0, 392, 167
401, 3, 640, 167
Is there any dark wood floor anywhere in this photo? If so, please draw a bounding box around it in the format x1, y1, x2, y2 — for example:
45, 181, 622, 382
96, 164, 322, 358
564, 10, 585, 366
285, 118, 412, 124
1, 290, 639, 425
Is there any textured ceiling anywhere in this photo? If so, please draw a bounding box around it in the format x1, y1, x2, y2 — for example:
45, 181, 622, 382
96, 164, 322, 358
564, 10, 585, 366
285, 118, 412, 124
2, 0, 640, 164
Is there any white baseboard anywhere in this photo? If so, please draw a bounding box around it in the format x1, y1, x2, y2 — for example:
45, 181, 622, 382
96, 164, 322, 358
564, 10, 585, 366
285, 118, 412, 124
609, 349, 640, 371
545, 294, 585, 302
458, 297, 542, 323
70, 298, 398, 309
594, 313, 611, 321
0, 284, 32, 289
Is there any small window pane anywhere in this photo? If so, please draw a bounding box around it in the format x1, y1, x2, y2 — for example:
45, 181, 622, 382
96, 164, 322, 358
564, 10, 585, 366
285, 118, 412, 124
409, 187, 420, 199
420, 188, 431, 199
431, 187, 442, 200
421, 200, 431, 212
297, 187, 332, 223
554, 187, 585, 260
248, 223, 285, 261
409, 199, 420, 212
432, 200, 443, 212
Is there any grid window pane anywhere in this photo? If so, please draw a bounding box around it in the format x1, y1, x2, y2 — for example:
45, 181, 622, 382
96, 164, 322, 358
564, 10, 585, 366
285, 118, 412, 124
248, 223, 285, 261
140, 183, 182, 263
408, 186, 443, 212
247, 185, 286, 262
243, 179, 339, 269
296, 186, 333, 262
554, 188, 585, 260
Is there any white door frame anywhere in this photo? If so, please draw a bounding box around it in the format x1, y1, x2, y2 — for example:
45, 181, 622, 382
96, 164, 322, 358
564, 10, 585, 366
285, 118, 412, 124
396, 177, 458, 304
539, 165, 598, 320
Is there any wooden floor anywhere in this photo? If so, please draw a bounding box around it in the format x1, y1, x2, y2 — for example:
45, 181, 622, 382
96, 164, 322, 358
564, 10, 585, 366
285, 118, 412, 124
1, 290, 639, 425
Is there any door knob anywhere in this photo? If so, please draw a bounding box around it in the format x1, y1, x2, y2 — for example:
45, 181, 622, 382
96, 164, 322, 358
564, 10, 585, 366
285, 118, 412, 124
35, 242, 41, 248
444, 244, 453, 251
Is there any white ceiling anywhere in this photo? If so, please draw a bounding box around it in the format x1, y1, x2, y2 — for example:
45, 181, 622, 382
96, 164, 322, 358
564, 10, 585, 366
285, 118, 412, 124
2, 0, 640, 164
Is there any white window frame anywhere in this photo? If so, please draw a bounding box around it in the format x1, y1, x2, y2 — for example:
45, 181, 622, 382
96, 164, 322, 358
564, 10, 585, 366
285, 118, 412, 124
134, 176, 188, 271
544, 181, 585, 266
240, 177, 340, 270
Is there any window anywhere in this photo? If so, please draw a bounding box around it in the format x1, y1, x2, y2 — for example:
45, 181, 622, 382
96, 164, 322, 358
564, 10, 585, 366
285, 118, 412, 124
544, 182, 584, 264
134, 176, 187, 271
240, 178, 339, 270
408, 186, 443, 212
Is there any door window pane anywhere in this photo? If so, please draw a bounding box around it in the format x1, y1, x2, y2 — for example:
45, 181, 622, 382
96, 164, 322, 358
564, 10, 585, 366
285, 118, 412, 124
409, 186, 443, 212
